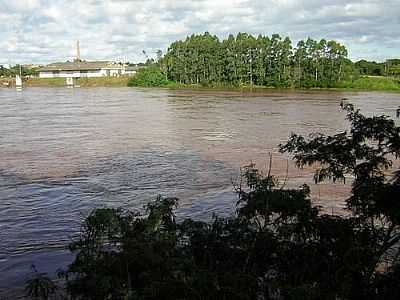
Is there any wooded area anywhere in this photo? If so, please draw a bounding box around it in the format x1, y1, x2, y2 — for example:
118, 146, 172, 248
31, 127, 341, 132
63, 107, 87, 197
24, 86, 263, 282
158, 32, 399, 88
162, 32, 350, 88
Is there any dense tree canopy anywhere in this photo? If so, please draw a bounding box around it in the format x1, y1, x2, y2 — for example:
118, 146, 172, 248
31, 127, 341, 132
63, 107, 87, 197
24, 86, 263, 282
161, 32, 351, 88
354, 59, 400, 78
127, 67, 170, 87
126, 32, 398, 89
0, 65, 38, 77
355, 60, 385, 76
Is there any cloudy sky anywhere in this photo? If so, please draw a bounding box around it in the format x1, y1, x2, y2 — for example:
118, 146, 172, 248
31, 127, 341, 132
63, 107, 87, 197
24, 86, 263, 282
0, 0, 399, 64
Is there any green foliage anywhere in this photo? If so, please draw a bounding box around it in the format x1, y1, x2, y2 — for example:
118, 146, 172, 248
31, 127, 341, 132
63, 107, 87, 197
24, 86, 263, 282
281, 103, 400, 221
125, 33, 400, 90
0, 66, 11, 77
127, 67, 171, 87
389, 65, 400, 77
161, 32, 349, 88
355, 60, 385, 76
337, 76, 400, 91
353, 59, 400, 78
25, 266, 57, 300
280, 104, 400, 298
27, 105, 400, 300
0, 65, 38, 77
130, 32, 399, 90
386, 59, 400, 78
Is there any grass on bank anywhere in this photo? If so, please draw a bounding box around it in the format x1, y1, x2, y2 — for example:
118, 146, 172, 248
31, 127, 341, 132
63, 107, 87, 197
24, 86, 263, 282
126, 68, 286, 90
127, 67, 173, 87
3, 72, 400, 92
129, 68, 400, 92
25, 76, 131, 87
183, 76, 400, 92
336, 76, 400, 91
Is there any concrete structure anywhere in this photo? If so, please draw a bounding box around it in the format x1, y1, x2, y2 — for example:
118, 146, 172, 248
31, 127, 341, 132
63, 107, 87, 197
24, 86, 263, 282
38, 41, 133, 78
38, 61, 124, 78
123, 66, 139, 76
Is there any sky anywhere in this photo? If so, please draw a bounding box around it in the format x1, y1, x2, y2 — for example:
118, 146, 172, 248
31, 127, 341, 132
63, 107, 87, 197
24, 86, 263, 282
0, 0, 399, 64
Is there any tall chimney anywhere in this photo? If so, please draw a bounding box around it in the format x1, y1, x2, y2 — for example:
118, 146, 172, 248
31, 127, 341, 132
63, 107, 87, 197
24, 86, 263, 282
76, 40, 81, 61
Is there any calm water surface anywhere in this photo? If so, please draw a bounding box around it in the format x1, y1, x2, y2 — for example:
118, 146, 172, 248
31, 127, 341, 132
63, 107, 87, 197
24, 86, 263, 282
1, 87, 399, 293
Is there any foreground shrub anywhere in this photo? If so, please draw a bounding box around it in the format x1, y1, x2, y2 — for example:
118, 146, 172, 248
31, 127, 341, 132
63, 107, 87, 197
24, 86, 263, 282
28, 104, 400, 299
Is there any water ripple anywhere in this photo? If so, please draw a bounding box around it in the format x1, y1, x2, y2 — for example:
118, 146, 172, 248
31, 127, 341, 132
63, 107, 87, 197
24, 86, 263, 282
0, 87, 399, 292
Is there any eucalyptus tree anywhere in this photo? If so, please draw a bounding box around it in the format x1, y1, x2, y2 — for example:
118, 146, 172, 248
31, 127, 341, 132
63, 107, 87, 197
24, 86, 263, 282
163, 32, 350, 88
221, 34, 238, 83
279, 37, 293, 87
293, 40, 307, 87
306, 38, 320, 87
254, 34, 269, 85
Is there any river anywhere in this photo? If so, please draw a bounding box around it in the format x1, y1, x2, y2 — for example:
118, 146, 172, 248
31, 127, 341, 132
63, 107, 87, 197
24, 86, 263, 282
0, 87, 399, 294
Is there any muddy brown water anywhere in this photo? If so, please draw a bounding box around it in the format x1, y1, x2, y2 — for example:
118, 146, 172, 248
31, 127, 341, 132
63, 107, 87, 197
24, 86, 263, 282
0, 87, 399, 293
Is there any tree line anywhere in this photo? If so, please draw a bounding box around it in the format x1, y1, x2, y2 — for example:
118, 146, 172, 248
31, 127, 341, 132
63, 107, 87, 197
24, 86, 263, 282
150, 32, 400, 89
0, 64, 38, 77
355, 59, 400, 77
160, 32, 351, 88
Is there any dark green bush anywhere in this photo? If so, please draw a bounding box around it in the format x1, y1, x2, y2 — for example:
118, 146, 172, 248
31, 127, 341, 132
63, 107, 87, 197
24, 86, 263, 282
27, 104, 400, 300
127, 67, 170, 87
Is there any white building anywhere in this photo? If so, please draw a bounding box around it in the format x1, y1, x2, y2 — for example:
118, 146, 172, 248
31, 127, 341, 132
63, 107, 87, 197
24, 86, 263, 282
123, 66, 139, 76
38, 41, 136, 78
38, 61, 125, 78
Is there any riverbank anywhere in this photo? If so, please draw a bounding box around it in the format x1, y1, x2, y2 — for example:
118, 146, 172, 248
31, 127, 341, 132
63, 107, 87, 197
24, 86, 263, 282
1, 75, 399, 92
336, 76, 400, 91
26, 76, 131, 87
127, 70, 400, 93
143, 76, 400, 93
0, 76, 131, 88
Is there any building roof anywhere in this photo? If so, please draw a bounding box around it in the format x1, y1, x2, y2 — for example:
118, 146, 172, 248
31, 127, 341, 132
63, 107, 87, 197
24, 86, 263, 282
38, 61, 122, 72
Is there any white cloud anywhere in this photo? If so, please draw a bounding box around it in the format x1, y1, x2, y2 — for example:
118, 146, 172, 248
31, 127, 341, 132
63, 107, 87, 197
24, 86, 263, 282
2, 0, 41, 12
0, 0, 399, 64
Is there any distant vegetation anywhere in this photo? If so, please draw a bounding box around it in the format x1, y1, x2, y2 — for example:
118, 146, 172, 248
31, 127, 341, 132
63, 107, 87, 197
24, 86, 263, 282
127, 32, 400, 91
0, 64, 38, 77
337, 76, 400, 91
2, 32, 400, 92
26, 104, 400, 299
127, 67, 172, 87
355, 59, 400, 77
161, 32, 350, 88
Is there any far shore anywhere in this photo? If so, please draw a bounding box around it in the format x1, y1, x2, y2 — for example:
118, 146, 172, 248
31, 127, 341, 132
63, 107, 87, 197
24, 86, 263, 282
0, 76, 131, 88
1, 76, 399, 93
